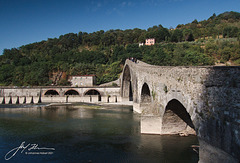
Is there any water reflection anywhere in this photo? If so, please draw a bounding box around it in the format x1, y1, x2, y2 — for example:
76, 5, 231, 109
0, 104, 198, 163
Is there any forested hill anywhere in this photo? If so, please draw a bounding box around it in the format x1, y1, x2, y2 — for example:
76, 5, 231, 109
1, 11, 240, 86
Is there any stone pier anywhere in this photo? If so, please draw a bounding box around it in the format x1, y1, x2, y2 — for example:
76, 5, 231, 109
120, 59, 240, 162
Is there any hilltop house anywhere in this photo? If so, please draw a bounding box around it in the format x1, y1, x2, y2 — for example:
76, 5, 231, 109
145, 38, 155, 46
139, 38, 155, 47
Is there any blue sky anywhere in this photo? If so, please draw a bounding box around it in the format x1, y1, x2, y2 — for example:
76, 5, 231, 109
0, 0, 240, 55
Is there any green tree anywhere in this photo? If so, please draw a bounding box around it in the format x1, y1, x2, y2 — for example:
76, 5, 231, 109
170, 29, 183, 42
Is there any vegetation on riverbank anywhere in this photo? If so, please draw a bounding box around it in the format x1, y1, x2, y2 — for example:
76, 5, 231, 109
0, 11, 240, 86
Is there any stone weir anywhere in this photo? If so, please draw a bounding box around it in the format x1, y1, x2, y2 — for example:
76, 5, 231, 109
0, 86, 121, 104
120, 59, 240, 163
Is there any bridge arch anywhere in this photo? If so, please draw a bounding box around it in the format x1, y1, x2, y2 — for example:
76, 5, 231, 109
161, 99, 196, 135
44, 89, 59, 96
84, 89, 101, 101
84, 89, 101, 96
141, 83, 151, 103
64, 89, 79, 96
121, 64, 133, 101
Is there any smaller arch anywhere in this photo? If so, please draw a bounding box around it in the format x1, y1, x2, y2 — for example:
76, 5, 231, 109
9, 96, 12, 104
38, 96, 42, 103
2, 97, 5, 104
16, 96, 20, 104
44, 90, 59, 96
23, 96, 26, 104
84, 89, 101, 101
64, 89, 79, 96
141, 83, 151, 103
30, 96, 34, 104
84, 89, 101, 96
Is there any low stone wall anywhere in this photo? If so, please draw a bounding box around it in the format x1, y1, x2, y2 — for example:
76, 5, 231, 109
0, 86, 122, 104
1, 96, 40, 104
0, 86, 121, 97
1, 95, 123, 104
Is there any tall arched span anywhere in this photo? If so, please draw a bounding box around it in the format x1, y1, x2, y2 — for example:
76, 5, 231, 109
122, 65, 133, 101
64, 89, 79, 95
44, 90, 59, 96
162, 99, 196, 135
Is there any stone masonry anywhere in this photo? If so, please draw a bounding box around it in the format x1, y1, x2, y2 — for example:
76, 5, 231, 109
0, 86, 121, 104
120, 59, 240, 163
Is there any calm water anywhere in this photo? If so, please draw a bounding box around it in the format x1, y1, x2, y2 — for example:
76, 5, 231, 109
0, 104, 199, 163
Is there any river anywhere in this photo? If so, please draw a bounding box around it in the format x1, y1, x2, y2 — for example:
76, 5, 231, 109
0, 104, 199, 163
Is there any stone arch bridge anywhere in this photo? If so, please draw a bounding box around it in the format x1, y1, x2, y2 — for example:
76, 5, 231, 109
0, 59, 239, 162
120, 59, 240, 163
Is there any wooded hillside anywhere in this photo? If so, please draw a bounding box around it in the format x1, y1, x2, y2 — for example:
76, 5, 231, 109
1, 11, 240, 86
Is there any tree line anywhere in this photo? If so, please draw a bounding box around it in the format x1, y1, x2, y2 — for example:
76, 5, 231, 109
0, 11, 240, 86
